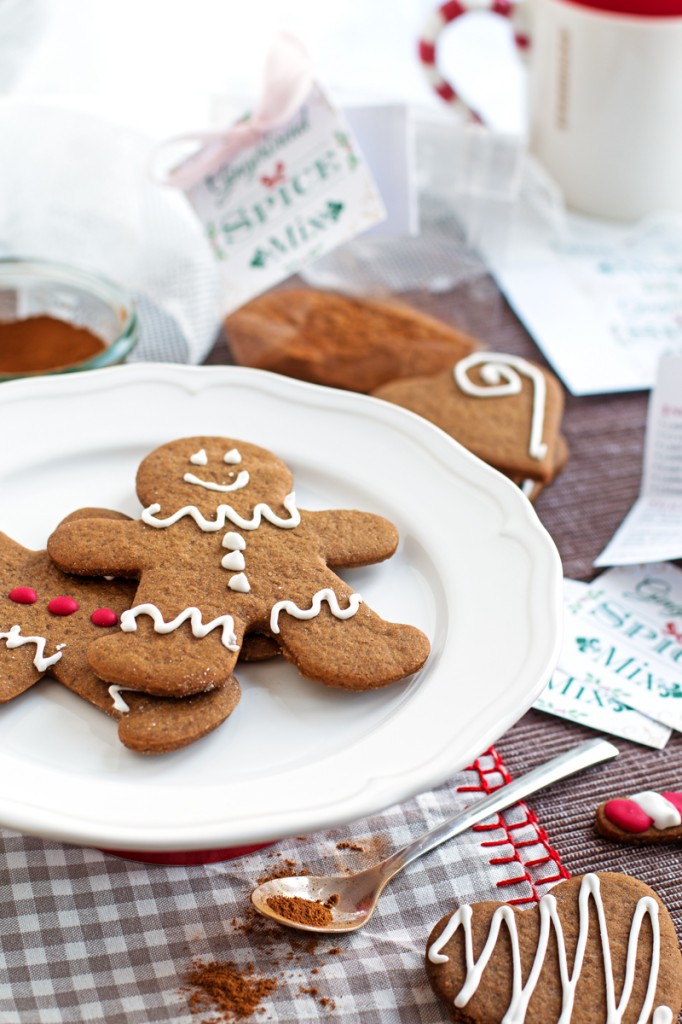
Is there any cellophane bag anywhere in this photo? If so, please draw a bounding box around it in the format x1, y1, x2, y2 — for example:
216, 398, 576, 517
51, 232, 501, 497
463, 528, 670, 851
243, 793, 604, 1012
0, 101, 223, 364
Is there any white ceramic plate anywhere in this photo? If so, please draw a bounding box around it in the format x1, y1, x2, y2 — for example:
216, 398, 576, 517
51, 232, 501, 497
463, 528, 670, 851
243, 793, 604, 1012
0, 364, 562, 851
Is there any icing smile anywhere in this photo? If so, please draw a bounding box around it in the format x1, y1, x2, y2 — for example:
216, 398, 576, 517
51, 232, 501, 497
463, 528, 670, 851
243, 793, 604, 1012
183, 470, 250, 492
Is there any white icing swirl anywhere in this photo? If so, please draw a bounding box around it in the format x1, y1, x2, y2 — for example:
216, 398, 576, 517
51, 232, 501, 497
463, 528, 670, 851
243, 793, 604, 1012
427, 872, 669, 1024
183, 469, 250, 493
120, 604, 239, 651
454, 352, 548, 460
141, 492, 301, 532
0, 625, 62, 672
270, 589, 363, 634
630, 792, 682, 831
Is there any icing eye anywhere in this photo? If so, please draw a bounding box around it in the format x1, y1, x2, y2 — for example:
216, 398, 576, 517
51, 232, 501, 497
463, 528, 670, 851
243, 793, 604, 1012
224, 449, 242, 465
189, 449, 208, 466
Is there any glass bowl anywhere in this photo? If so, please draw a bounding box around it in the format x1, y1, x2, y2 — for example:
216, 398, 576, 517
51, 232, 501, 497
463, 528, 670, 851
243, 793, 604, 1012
0, 258, 138, 380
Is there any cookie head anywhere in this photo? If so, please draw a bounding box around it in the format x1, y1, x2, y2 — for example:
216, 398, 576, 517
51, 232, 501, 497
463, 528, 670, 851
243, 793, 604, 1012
135, 437, 294, 516
425, 872, 682, 1023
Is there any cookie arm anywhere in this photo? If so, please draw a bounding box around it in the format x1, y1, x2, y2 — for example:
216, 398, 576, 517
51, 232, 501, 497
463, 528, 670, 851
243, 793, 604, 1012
302, 510, 399, 567
48, 515, 145, 577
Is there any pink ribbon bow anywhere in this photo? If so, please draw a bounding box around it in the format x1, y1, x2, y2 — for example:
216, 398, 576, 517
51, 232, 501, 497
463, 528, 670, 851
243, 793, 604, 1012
154, 33, 314, 190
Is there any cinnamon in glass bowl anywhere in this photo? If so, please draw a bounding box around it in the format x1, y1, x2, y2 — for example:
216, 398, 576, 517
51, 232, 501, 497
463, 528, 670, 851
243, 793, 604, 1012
0, 258, 138, 379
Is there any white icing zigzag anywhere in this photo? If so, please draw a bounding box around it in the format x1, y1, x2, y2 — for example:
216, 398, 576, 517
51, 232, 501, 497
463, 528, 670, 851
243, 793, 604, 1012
141, 491, 301, 532
0, 625, 63, 672
120, 604, 240, 651
270, 589, 363, 634
427, 872, 671, 1024
108, 684, 136, 713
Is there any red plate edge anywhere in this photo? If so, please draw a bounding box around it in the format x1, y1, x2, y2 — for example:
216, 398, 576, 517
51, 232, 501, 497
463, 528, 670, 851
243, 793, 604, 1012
96, 841, 277, 865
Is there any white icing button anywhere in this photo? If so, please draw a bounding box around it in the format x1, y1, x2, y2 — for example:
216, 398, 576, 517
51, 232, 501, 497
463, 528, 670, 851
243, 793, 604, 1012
189, 449, 208, 466
222, 532, 246, 550
224, 449, 242, 464
228, 573, 251, 593
221, 551, 246, 571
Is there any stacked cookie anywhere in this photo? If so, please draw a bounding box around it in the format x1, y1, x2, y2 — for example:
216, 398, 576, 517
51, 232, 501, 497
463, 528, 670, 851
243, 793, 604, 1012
0, 437, 430, 754
225, 289, 568, 500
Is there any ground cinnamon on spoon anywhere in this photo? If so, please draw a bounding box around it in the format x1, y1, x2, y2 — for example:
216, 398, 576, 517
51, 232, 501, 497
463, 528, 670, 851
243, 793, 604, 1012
266, 894, 337, 928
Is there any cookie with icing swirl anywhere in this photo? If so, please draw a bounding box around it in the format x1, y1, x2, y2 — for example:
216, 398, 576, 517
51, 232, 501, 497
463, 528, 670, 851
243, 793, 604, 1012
373, 353, 567, 495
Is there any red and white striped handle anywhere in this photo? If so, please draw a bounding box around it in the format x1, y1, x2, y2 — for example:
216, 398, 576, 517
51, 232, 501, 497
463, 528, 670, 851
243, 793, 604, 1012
418, 0, 531, 119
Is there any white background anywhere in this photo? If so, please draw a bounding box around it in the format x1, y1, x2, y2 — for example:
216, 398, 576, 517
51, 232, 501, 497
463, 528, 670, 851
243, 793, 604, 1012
1, 0, 525, 135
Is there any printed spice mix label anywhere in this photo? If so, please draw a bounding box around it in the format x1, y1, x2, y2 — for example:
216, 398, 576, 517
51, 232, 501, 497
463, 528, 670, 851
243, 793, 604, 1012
185, 84, 385, 313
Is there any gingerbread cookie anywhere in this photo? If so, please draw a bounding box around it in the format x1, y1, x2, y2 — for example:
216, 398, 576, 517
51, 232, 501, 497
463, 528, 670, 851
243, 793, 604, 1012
596, 790, 682, 845
48, 438, 430, 698
372, 353, 567, 493
0, 511, 240, 754
225, 288, 481, 393
426, 871, 682, 1023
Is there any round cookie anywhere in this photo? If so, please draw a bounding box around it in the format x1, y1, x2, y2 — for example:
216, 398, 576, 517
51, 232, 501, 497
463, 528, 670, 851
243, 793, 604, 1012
426, 871, 682, 1023
48, 437, 430, 698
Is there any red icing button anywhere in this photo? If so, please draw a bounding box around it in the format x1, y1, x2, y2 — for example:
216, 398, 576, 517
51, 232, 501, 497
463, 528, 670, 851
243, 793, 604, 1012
91, 608, 118, 628
9, 587, 37, 604
604, 798, 653, 833
662, 792, 682, 816
47, 596, 79, 616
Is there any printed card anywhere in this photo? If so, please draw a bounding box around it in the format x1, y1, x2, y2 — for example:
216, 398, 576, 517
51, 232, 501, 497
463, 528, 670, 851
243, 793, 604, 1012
534, 668, 672, 749
184, 84, 386, 314
569, 562, 682, 718
595, 355, 682, 566
533, 577, 674, 747
492, 215, 682, 396
560, 588, 682, 731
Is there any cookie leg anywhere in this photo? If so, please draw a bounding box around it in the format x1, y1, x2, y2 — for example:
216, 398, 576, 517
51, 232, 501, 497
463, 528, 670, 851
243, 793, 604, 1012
120, 680, 241, 755
86, 623, 241, 698
276, 601, 430, 690
54, 646, 242, 753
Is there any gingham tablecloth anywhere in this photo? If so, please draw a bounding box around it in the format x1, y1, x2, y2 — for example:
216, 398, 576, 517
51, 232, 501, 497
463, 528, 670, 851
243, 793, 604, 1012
0, 748, 567, 1023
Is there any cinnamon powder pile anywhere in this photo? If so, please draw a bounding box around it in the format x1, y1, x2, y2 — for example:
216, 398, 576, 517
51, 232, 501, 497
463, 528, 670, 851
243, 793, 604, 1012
185, 959, 277, 1022
0, 316, 106, 374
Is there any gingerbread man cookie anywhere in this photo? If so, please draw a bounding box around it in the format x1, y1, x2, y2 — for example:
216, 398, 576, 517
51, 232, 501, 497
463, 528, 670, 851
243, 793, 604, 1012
426, 872, 682, 1023
372, 353, 567, 496
596, 790, 682, 844
0, 512, 240, 754
48, 438, 430, 698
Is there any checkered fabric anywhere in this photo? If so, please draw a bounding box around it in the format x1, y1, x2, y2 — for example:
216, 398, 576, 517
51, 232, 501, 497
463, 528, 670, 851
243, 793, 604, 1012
0, 747, 567, 1024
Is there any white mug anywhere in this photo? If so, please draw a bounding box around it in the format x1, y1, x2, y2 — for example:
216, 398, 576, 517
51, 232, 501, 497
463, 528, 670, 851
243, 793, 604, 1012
419, 0, 682, 221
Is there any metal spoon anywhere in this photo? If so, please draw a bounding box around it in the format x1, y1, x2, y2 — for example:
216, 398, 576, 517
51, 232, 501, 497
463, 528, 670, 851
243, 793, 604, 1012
251, 737, 618, 934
